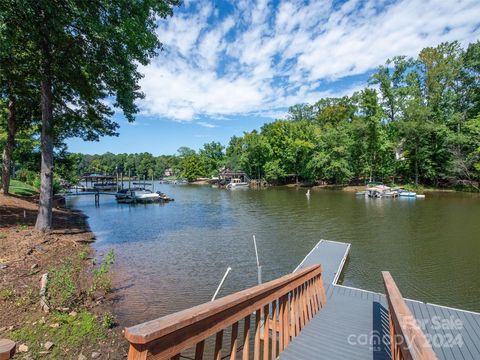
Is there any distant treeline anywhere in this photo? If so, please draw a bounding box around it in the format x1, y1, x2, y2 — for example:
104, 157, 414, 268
70, 41, 480, 189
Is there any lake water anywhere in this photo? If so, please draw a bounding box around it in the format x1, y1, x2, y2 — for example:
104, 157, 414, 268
66, 185, 480, 326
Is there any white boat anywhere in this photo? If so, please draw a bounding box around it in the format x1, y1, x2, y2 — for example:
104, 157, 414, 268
135, 190, 161, 200
226, 178, 249, 189
383, 191, 399, 198
398, 190, 417, 197
116, 189, 160, 203
115, 187, 143, 200
366, 185, 391, 198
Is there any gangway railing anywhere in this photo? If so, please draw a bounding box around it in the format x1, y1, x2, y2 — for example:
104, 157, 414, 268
124, 264, 326, 360
382, 272, 438, 360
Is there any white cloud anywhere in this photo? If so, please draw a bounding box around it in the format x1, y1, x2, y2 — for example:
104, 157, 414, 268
197, 121, 217, 128
139, 0, 480, 121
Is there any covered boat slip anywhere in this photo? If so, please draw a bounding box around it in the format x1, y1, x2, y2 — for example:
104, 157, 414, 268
281, 240, 480, 360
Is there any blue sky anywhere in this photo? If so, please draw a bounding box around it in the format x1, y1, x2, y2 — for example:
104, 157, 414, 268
67, 0, 480, 156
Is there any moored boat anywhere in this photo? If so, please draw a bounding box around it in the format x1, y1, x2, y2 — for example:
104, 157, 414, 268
116, 188, 174, 203
398, 190, 417, 197
383, 191, 399, 198
157, 192, 175, 202
226, 178, 249, 189
115, 187, 144, 201
366, 185, 391, 198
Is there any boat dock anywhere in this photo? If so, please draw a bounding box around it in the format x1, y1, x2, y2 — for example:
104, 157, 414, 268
122, 240, 480, 360
282, 240, 480, 360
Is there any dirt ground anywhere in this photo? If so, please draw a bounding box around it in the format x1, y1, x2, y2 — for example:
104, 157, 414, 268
0, 194, 127, 359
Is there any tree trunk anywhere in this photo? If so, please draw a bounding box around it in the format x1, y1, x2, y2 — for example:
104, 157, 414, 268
1, 94, 16, 195
414, 144, 419, 186
35, 79, 54, 232
369, 154, 373, 183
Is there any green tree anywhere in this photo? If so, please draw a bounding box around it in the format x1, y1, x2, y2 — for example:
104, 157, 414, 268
180, 154, 207, 182
200, 142, 224, 176
225, 136, 244, 170
287, 103, 315, 122
0, 16, 39, 194
264, 159, 286, 182
351, 89, 391, 182
1, 0, 178, 231
284, 121, 317, 182
308, 124, 353, 184
239, 131, 271, 179
177, 146, 196, 158
313, 96, 356, 126
137, 153, 156, 179
370, 56, 415, 122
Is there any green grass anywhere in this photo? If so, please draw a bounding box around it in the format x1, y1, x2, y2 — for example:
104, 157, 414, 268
163, 175, 178, 180
9, 179, 38, 196
0, 287, 15, 300
10, 311, 105, 359
48, 259, 80, 309
6, 249, 117, 358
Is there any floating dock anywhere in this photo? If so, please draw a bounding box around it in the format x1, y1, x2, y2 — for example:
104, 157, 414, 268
281, 240, 480, 360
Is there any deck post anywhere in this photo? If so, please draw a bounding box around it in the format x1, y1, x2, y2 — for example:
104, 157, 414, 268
127, 343, 148, 360
0, 339, 16, 360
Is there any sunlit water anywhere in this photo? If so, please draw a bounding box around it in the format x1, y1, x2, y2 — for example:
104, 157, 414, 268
66, 185, 480, 326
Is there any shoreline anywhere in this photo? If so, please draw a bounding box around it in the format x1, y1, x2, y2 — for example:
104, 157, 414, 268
188, 178, 476, 193
0, 194, 126, 359
278, 183, 468, 194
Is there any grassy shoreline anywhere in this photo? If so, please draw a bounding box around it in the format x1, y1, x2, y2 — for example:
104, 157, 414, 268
8, 180, 38, 197
0, 194, 126, 359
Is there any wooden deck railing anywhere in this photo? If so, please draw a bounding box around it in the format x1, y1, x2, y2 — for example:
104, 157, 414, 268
124, 264, 326, 360
382, 272, 438, 360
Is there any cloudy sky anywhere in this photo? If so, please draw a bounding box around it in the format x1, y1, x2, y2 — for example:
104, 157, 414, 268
67, 0, 480, 155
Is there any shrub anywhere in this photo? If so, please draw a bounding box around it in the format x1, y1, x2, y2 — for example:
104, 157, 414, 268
90, 250, 115, 295
0, 288, 15, 301
101, 312, 116, 329
403, 183, 425, 194
15, 169, 37, 184
32, 174, 62, 194
48, 260, 78, 308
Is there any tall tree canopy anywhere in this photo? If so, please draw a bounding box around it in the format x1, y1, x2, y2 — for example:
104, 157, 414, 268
0, 0, 178, 230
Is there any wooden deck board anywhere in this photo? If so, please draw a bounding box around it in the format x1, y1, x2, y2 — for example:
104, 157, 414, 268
280, 240, 480, 360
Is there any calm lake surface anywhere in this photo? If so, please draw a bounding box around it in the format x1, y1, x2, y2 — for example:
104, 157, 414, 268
67, 185, 480, 326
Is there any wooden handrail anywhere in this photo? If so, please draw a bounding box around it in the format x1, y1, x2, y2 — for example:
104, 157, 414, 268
382, 272, 438, 360
125, 264, 326, 360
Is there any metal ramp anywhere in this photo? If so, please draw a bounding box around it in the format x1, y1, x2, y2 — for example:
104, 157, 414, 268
281, 240, 480, 360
